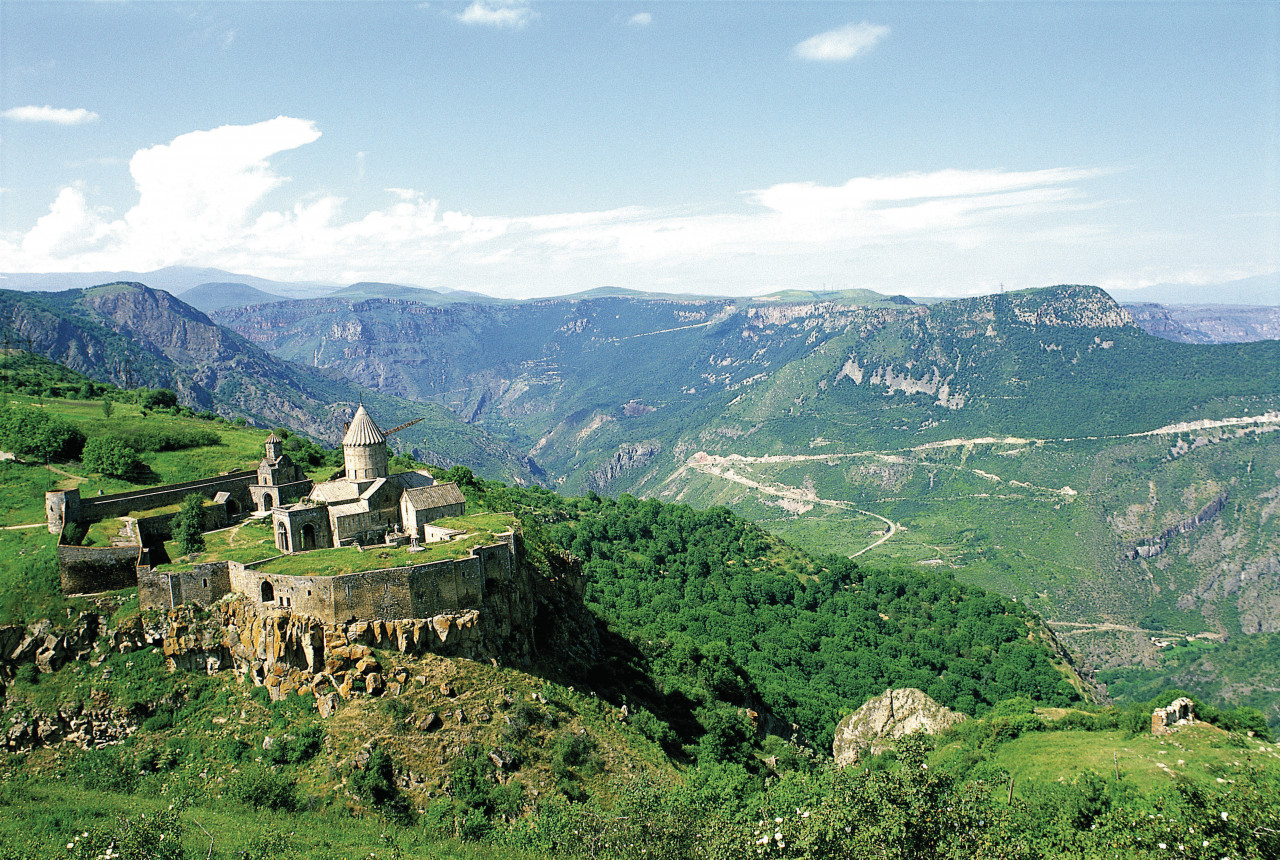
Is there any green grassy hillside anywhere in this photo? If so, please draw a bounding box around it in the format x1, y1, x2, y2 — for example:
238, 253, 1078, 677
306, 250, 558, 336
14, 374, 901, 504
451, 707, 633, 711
2, 369, 1278, 859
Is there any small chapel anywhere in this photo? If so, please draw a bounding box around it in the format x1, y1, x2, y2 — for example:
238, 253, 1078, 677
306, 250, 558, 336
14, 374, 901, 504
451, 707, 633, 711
271, 405, 465, 552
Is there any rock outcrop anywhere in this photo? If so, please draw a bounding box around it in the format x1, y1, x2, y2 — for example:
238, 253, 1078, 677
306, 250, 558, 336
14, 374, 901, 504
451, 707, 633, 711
833, 688, 967, 766
583, 441, 662, 493
0, 541, 598, 750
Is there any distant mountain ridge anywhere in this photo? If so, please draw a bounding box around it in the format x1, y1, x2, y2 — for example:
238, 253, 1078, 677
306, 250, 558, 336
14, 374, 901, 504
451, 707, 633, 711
176, 282, 288, 312
0, 266, 339, 299
0, 283, 537, 482
1124, 303, 1280, 344
1106, 272, 1280, 306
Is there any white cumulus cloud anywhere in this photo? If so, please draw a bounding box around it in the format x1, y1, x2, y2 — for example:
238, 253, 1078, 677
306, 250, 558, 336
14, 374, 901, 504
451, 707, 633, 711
794, 22, 889, 62
0, 117, 1124, 297
628, 12, 652, 27
456, 1, 537, 29
2, 105, 100, 125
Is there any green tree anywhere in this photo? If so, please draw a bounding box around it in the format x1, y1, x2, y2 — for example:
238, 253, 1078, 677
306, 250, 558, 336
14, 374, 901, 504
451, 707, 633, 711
81, 436, 142, 478
101, 397, 114, 418
172, 494, 206, 556
141, 388, 178, 410
0, 404, 85, 462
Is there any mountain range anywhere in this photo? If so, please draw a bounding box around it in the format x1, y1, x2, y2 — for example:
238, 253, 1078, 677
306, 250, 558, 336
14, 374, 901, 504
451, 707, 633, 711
0, 283, 538, 483
2, 273, 1279, 723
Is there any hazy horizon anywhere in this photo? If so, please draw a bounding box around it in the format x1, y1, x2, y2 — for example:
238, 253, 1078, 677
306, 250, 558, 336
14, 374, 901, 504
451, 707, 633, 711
2, 2, 1277, 301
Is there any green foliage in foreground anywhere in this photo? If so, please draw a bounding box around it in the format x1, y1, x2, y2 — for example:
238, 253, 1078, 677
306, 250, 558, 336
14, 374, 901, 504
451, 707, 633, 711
3, 727, 1276, 860
500, 733, 1280, 860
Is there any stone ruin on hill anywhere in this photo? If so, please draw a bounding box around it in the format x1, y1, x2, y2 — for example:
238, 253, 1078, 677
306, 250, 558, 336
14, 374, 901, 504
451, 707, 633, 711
1151, 696, 1195, 735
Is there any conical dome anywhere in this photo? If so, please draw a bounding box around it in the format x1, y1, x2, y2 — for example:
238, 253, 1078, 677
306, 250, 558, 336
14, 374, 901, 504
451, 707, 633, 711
342, 405, 389, 481
342, 405, 385, 447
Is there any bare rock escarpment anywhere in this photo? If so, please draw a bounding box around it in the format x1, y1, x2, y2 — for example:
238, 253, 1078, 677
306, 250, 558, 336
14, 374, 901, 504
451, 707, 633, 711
832, 688, 968, 766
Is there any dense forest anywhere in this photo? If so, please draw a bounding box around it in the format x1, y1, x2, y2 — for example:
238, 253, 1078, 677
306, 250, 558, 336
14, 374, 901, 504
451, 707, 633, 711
466, 480, 1081, 750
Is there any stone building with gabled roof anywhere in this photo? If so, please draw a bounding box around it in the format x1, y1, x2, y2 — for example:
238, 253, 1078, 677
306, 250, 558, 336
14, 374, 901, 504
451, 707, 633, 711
272, 405, 465, 552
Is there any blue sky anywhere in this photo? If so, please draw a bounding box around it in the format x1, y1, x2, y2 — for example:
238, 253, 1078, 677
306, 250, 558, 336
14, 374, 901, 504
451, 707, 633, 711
1, 1, 1277, 299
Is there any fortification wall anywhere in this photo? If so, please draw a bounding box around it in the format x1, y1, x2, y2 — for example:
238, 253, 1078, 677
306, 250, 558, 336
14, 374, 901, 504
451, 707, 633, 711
59, 544, 143, 594
48, 470, 256, 531
222, 537, 513, 625
140, 562, 233, 612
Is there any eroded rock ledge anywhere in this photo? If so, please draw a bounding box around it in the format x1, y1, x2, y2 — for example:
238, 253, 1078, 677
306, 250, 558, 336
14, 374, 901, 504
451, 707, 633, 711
1, 550, 598, 752
832, 687, 968, 766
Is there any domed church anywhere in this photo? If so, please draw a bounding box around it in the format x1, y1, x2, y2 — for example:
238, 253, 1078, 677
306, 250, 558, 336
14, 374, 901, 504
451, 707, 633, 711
271, 405, 465, 552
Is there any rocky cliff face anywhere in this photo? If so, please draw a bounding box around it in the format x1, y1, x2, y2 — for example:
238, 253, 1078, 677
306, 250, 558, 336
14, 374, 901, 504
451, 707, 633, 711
832, 688, 968, 766
584, 441, 662, 493
1, 544, 598, 751
1126, 303, 1280, 344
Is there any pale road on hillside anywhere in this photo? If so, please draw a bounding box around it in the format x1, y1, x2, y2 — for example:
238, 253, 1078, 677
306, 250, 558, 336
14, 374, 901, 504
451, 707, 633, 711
675, 411, 1280, 559
676, 452, 900, 558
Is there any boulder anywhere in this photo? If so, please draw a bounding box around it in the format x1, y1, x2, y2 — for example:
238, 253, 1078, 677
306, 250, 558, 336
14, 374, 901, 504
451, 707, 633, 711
317, 693, 341, 719
833, 688, 967, 766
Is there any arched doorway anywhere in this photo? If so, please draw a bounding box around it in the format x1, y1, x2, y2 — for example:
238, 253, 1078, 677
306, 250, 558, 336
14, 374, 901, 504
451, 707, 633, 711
226, 498, 239, 516
276, 522, 289, 552
261, 581, 275, 604
261, 492, 275, 512
301, 523, 317, 551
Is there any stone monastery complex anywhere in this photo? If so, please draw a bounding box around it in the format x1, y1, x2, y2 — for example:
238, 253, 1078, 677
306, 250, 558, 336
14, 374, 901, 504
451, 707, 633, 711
46, 407, 497, 626
270, 405, 465, 553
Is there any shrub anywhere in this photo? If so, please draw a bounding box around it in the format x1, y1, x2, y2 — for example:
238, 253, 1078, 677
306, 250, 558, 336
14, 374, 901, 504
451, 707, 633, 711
380, 697, 412, 722
72, 747, 139, 794
227, 764, 296, 811
82, 435, 143, 478
990, 713, 1046, 742
142, 707, 175, 733
118, 426, 221, 453
263, 724, 324, 766
0, 404, 85, 462
349, 748, 412, 823
215, 736, 252, 762
141, 388, 178, 410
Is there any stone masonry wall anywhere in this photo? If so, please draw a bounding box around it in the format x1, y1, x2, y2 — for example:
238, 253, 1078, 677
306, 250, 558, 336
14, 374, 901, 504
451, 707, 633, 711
59, 544, 143, 594
47, 470, 256, 532
139, 562, 232, 613
225, 539, 508, 625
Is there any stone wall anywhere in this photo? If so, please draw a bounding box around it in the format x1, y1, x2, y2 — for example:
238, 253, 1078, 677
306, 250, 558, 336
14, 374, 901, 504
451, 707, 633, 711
332, 505, 400, 547
224, 537, 511, 625
139, 562, 232, 613
58, 544, 144, 595
46, 470, 257, 532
